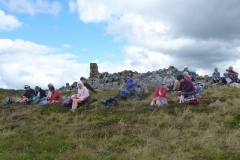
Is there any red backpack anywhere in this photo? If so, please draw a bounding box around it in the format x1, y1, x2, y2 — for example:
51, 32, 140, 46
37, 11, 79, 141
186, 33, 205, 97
185, 97, 201, 105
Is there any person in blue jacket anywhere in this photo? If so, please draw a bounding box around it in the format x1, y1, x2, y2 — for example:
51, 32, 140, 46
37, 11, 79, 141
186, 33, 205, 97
126, 72, 143, 100
212, 67, 221, 83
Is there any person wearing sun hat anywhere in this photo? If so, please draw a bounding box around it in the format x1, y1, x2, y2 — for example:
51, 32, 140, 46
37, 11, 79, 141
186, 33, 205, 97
150, 81, 168, 106
16, 84, 35, 103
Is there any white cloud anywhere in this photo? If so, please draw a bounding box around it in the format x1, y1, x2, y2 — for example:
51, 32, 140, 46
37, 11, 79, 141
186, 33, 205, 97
1, 0, 62, 15
70, 0, 240, 76
0, 10, 22, 31
0, 39, 89, 89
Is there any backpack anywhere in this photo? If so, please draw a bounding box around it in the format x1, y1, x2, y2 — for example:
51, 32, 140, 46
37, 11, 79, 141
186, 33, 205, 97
194, 84, 204, 93
183, 96, 201, 105
118, 90, 131, 99
105, 96, 118, 107
5, 97, 15, 105
62, 98, 73, 107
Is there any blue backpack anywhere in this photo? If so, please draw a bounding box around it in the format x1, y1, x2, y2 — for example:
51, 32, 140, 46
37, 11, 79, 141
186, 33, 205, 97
194, 84, 204, 93
118, 90, 131, 99
5, 97, 15, 105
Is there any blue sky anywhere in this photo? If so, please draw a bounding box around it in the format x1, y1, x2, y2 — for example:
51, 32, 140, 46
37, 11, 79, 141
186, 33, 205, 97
0, 0, 240, 89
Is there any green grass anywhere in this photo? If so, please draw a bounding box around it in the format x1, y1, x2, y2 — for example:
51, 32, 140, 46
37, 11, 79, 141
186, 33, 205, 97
1, 87, 240, 160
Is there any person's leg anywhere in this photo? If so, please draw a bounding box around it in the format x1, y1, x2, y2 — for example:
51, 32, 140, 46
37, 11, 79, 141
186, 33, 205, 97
71, 99, 83, 111
150, 97, 158, 106
173, 80, 179, 91
179, 95, 184, 103
20, 97, 28, 103
128, 87, 140, 99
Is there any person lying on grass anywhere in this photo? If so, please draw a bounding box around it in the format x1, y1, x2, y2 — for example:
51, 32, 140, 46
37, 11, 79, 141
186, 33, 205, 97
70, 81, 89, 112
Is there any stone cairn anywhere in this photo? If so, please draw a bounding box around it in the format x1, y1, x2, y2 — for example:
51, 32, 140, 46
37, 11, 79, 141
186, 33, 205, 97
90, 63, 99, 78
59, 65, 219, 91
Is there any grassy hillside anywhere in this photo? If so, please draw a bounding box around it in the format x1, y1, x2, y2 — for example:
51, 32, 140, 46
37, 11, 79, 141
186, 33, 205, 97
1, 87, 240, 160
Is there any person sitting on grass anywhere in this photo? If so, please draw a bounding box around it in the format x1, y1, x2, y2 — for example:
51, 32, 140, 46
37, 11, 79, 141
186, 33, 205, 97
46, 83, 54, 100
80, 77, 97, 94
173, 71, 191, 92
47, 86, 61, 104
212, 67, 221, 83
183, 71, 192, 81
33, 86, 47, 105
176, 75, 196, 103
222, 71, 234, 86
226, 66, 239, 83
16, 85, 35, 103
150, 81, 168, 106
182, 66, 196, 81
70, 81, 89, 112
126, 72, 143, 100
163, 71, 175, 91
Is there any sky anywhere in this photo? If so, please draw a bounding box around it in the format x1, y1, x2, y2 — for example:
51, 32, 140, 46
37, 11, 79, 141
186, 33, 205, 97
0, 0, 240, 89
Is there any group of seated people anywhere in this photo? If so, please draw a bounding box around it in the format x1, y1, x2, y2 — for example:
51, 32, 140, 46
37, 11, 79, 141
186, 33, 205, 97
128, 65, 239, 106
16, 83, 62, 105
212, 66, 239, 85
14, 65, 239, 110
16, 77, 98, 112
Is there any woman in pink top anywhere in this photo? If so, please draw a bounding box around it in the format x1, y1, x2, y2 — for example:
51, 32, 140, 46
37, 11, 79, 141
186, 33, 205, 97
150, 81, 168, 106
70, 81, 89, 112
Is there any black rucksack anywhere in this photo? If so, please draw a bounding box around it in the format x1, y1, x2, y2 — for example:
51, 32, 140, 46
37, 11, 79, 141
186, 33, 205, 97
105, 96, 118, 107
5, 97, 15, 105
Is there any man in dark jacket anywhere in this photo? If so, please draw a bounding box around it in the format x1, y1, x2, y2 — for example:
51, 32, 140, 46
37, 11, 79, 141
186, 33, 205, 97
176, 75, 196, 103
222, 71, 234, 86
34, 86, 47, 98
16, 85, 35, 103
80, 77, 97, 94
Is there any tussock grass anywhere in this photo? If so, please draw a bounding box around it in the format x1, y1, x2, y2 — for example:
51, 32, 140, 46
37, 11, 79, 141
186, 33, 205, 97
0, 87, 240, 159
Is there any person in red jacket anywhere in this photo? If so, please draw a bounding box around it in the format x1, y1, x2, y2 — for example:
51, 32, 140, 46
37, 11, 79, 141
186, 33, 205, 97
47, 86, 61, 103
150, 81, 168, 106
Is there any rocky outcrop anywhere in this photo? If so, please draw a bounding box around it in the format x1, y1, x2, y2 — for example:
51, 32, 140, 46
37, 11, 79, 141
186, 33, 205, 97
59, 65, 219, 91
